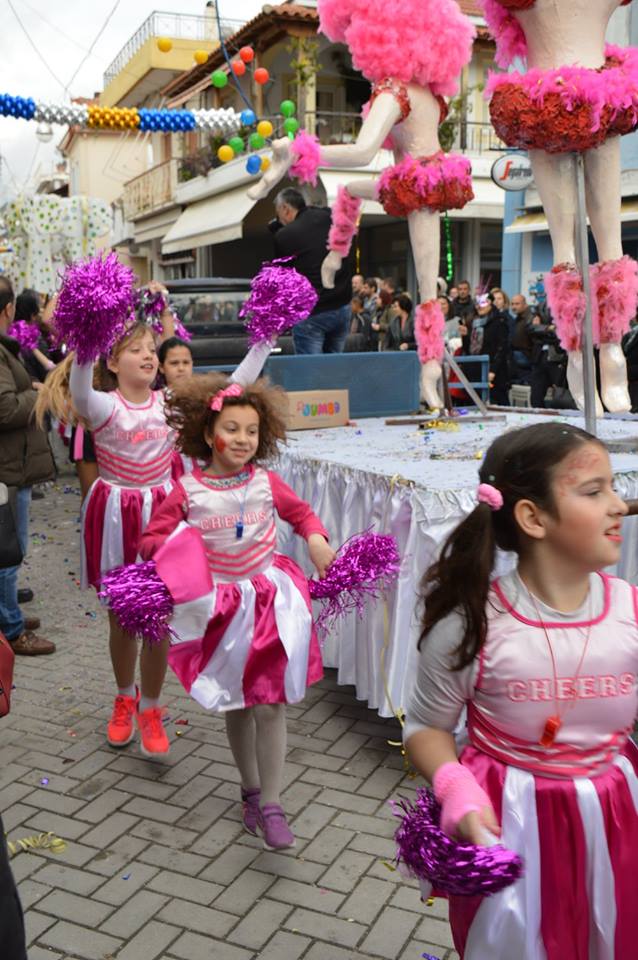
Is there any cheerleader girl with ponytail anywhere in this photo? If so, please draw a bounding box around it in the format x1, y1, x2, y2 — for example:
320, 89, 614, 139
405, 421, 638, 958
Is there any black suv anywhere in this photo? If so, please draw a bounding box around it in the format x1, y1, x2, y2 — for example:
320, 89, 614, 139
166, 277, 364, 368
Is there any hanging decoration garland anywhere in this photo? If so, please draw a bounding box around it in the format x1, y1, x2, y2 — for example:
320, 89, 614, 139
444, 213, 454, 283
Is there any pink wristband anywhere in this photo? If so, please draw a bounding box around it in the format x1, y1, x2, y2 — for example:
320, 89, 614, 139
433, 761, 491, 838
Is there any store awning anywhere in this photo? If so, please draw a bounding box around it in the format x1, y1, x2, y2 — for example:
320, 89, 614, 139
161, 187, 256, 254
507, 198, 638, 234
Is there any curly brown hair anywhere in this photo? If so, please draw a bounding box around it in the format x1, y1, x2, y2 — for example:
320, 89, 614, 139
164, 373, 289, 461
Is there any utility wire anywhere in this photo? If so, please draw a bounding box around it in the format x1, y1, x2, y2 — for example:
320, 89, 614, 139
64, 0, 121, 97
6, 0, 67, 90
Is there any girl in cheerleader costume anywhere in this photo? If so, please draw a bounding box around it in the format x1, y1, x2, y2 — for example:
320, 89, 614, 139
405, 421, 638, 958
248, 0, 475, 411
137, 375, 335, 849
483, 0, 638, 413
67, 317, 271, 756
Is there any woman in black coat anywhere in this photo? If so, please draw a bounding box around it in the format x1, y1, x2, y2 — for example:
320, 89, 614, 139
384, 294, 417, 351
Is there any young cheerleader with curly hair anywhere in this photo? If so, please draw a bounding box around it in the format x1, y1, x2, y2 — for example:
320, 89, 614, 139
66, 319, 271, 757
405, 421, 638, 957
138, 374, 335, 849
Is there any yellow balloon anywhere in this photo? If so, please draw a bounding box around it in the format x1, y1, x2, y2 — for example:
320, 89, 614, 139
194, 49, 208, 65
217, 145, 234, 163
157, 37, 172, 53
257, 120, 273, 139
260, 156, 271, 172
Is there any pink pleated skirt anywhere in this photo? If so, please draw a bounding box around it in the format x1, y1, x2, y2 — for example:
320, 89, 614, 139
81, 477, 173, 589
167, 553, 323, 712
447, 742, 638, 959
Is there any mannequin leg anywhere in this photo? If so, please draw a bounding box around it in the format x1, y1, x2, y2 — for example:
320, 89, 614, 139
530, 150, 603, 414
584, 138, 635, 412
407, 209, 443, 410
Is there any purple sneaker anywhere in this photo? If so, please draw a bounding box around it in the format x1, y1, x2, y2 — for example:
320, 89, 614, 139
257, 803, 296, 850
241, 787, 261, 835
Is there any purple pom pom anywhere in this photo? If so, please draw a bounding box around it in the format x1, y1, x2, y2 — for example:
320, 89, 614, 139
308, 531, 400, 633
135, 288, 193, 342
8, 320, 40, 352
393, 788, 524, 897
173, 317, 192, 342
53, 252, 136, 363
239, 257, 318, 346
99, 561, 174, 645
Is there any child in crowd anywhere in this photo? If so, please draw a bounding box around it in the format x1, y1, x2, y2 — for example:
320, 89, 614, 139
404, 422, 638, 958
157, 336, 193, 388
138, 374, 335, 848
68, 317, 271, 757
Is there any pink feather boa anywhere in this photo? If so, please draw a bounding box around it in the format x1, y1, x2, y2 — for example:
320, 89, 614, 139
487, 44, 638, 135
289, 131, 322, 187
328, 186, 362, 256
317, 0, 474, 96
415, 299, 445, 363
545, 264, 586, 353
592, 255, 638, 344
481, 0, 528, 68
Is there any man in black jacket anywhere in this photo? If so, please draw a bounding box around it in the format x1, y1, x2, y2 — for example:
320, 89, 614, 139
272, 188, 353, 354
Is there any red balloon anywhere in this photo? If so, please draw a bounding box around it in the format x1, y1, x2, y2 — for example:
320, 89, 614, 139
254, 67, 270, 85
239, 46, 255, 63
231, 60, 246, 77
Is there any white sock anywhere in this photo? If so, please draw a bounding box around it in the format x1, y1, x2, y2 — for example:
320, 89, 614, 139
139, 695, 160, 713
225, 709, 259, 790
254, 703, 287, 806
118, 684, 136, 699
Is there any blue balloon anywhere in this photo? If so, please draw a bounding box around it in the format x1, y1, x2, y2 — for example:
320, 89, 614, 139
240, 109, 256, 127
246, 154, 261, 175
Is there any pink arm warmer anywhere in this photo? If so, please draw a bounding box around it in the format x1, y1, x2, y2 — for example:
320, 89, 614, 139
433, 761, 492, 838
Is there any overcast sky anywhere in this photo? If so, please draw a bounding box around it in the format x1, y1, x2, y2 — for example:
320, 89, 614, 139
0, 0, 264, 203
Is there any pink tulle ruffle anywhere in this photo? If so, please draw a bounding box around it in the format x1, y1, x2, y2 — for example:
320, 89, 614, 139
317, 0, 474, 96
415, 299, 445, 363
592, 255, 638, 344
545, 264, 586, 353
481, 0, 528, 67
327, 186, 362, 256
377, 152, 473, 218
290, 131, 322, 187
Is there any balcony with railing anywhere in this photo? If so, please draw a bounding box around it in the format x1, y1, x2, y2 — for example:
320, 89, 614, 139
123, 158, 178, 221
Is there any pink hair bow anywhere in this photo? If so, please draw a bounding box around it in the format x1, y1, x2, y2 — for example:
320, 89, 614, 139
477, 483, 503, 511
209, 382, 243, 412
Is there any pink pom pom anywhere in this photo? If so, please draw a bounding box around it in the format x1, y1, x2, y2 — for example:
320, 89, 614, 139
591, 255, 638, 344
53, 252, 136, 363
327, 186, 362, 256
414, 299, 445, 363
290, 131, 322, 186
545, 264, 586, 352
239, 257, 318, 345
8, 320, 40, 352
99, 561, 174, 645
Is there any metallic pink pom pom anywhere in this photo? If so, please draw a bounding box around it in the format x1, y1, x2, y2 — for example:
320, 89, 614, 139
392, 788, 524, 897
308, 531, 400, 633
135, 289, 192, 342
53, 252, 136, 363
99, 561, 174, 645
239, 257, 318, 346
8, 320, 40, 352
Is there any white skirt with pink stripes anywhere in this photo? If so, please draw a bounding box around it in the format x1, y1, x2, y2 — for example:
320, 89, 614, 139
445, 742, 638, 959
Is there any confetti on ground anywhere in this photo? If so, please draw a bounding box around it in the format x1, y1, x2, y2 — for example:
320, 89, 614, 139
40, 778, 49, 786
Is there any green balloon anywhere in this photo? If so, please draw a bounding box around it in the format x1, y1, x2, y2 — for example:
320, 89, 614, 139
249, 132, 265, 150
211, 70, 228, 88
283, 117, 300, 135
228, 136, 245, 154
280, 99, 296, 118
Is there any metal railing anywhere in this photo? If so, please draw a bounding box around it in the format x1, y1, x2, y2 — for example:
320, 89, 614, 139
123, 157, 178, 220
448, 120, 504, 156
103, 11, 245, 87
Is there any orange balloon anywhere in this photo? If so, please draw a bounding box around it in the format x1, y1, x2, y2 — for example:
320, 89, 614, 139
254, 67, 270, 85
239, 46, 254, 63
232, 60, 246, 77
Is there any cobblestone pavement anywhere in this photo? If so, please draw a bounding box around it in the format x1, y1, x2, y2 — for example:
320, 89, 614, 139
3, 475, 458, 960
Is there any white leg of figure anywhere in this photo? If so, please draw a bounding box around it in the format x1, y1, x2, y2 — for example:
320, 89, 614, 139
407, 208, 443, 410
321, 179, 378, 288
529, 150, 603, 415
584, 137, 631, 412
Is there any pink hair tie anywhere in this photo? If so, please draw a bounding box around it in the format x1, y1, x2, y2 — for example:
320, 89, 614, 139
209, 382, 243, 412
477, 483, 503, 511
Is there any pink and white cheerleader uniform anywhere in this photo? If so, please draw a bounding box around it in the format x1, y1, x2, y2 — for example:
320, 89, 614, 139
69, 343, 273, 589
405, 568, 638, 960
138, 464, 327, 711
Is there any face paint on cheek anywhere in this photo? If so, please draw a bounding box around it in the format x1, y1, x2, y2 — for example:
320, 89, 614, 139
214, 436, 226, 453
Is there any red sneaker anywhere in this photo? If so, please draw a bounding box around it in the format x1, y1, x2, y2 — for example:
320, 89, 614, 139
137, 706, 170, 757
107, 691, 138, 747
